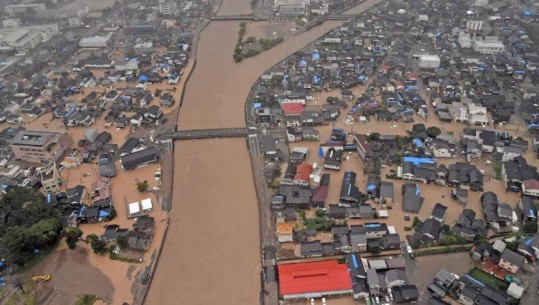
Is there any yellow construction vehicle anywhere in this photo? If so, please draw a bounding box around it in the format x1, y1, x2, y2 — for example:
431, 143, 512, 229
32, 274, 51, 282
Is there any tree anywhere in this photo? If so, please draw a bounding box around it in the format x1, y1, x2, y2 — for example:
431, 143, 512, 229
326, 96, 338, 104
523, 221, 538, 234
441, 224, 451, 234
26, 219, 61, 248
136, 180, 149, 192
425, 126, 442, 138
367, 132, 381, 141
245, 37, 256, 43
117, 233, 130, 249
9, 275, 25, 294
88, 235, 107, 255
64, 227, 83, 249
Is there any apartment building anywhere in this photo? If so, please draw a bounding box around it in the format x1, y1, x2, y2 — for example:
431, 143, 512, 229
10, 130, 73, 164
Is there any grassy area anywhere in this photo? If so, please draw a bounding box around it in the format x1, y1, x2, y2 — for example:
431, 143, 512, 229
5, 291, 20, 305
75, 294, 99, 305
467, 268, 509, 290
492, 161, 502, 180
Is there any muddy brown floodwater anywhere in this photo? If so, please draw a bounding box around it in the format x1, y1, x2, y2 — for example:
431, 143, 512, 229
146, 9, 343, 305
216, 0, 252, 16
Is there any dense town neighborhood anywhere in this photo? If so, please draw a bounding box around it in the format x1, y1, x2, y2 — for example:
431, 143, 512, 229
1, 0, 539, 305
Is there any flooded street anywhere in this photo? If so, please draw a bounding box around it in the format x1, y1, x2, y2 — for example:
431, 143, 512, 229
216, 0, 252, 16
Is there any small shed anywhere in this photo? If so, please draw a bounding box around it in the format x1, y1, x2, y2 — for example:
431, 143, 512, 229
84, 128, 99, 142
141, 198, 153, 212
128, 201, 141, 218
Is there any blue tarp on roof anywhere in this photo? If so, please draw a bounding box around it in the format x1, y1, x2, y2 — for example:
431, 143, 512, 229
416, 185, 420, 196
312, 53, 320, 60
413, 138, 423, 148
99, 210, 110, 217
367, 185, 376, 191
139, 75, 149, 82
253, 103, 262, 109
403, 157, 434, 165
319, 147, 324, 158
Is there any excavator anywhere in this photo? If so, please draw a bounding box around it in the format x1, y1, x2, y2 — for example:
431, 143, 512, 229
32, 274, 51, 282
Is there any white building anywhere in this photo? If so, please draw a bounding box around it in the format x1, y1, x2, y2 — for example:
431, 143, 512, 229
458, 32, 473, 48
473, 37, 505, 55
79, 35, 112, 48
418, 55, 441, 69
0, 29, 42, 53
2, 18, 21, 28
5, 3, 46, 16
466, 20, 484, 31
159, 0, 177, 15
69, 17, 83, 27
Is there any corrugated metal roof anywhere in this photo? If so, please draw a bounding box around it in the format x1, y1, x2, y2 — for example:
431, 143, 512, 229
278, 261, 352, 295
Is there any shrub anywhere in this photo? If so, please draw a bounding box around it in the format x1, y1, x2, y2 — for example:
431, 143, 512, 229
136, 180, 149, 193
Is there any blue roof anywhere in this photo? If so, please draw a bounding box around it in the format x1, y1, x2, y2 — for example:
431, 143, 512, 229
352, 254, 359, 269
253, 103, 262, 109
403, 157, 435, 165
99, 210, 110, 217
413, 138, 423, 148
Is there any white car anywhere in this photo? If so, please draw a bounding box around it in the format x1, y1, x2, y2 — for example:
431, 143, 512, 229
310, 298, 315, 305
322, 298, 326, 305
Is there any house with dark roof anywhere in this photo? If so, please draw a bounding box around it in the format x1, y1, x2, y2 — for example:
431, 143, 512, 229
402, 183, 424, 213
346, 253, 369, 299
517, 235, 539, 258
379, 181, 394, 205
421, 218, 442, 241
519, 196, 537, 222
120, 147, 160, 171
447, 163, 483, 191
300, 240, 323, 257
393, 285, 419, 303
430, 203, 447, 223
353, 134, 373, 160
502, 156, 539, 192
340, 171, 362, 204
66, 184, 86, 205
381, 233, 401, 250
499, 248, 525, 274
385, 269, 408, 288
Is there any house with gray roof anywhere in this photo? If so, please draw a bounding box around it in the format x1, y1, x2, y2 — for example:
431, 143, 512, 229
499, 249, 525, 274
385, 269, 408, 288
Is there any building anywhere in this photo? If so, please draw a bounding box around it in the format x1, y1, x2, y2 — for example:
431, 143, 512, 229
79, 35, 112, 48
5, 3, 46, 16
277, 223, 294, 243
418, 55, 441, 69
3, 18, 21, 28
159, 0, 177, 15
40, 163, 62, 193
0, 24, 59, 53
120, 147, 160, 171
498, 249, 525, 274
278, 261, 353, 299
10, 130, 73, 164
473, 37, 505, 55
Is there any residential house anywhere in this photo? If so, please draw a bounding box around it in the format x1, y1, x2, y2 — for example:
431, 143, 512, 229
300, 240, 323, 257
385, 269, 408, 288
159, 93, 175, 107
279, 185, 311, 209
447, 163, 483, 191
353, 134, 373, 160
324, 147, 343, 170
402, 183, 424, 213
517, 235, 539, 258
349, 232, 368, 252
430, 269, 458, 297
393, 285, 419, 303
431, 140, 456, 158
522, 179, 539, 198
346, 253, 369, 299
293, 162, 313, 186
261, 135, 278, 157
421, 219, 442, 241
328, 204, 347, 220
120, 147, 160, 171
463, 139, 482, 161
381, 234, 401, 250
10, 130, 73, 163
519, 196, 537, 223
379, 181, 394, 205
498, 249, 525, 274
276, 223, 294, 243
340, 171, 362, 204
430, 203, 448, 223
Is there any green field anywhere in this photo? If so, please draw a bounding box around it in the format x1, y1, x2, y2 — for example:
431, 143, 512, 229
467, 268, 509, 290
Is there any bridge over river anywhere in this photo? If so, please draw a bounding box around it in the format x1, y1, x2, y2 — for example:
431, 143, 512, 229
170, 127, 250, 140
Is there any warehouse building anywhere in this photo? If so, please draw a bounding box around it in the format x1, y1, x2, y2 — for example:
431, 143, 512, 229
278, 261, 353, 299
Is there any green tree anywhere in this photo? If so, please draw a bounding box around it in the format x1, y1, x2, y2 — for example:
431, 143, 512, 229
245, 37, 256, 43
315, 209, 326, 217
117, 233, 130, 249
136, 180, 149, 192
0, 226, 30, 265
26, 219, 61, 248
523, 221, 538, 234
367, 132, 381, 141
426, 126, 442, 138
90, 236, 107, 255
441, 224, 451, 234
64, 227, 83, 249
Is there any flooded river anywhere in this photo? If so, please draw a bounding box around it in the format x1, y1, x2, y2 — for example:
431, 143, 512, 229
146, 0, 386, 304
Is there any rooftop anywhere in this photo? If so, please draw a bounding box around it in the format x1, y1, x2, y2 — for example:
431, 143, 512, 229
278, 261, 352, 296
11, 130, 58, 146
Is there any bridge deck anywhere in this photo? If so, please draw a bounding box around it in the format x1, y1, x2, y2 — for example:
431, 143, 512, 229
172, 128, 249, 140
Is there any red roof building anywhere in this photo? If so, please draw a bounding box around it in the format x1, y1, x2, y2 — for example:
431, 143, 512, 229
283, 102, 304, 115
278, 261, 353, 299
